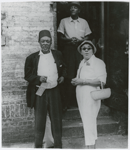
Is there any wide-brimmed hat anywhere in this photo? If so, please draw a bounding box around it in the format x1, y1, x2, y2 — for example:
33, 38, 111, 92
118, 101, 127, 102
77, 40, 97, 54
69, 2, 81, 9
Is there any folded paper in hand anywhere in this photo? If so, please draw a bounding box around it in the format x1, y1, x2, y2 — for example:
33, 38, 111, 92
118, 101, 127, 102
36, 82, 52, 96
36, 80, 57, 96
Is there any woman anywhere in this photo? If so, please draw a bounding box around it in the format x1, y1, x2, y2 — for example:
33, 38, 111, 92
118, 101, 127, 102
71, 40, 107, 149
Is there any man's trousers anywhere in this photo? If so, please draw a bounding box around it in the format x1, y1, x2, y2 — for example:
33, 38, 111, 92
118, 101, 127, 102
43, 113, 54, 148
34, 86, 62, 148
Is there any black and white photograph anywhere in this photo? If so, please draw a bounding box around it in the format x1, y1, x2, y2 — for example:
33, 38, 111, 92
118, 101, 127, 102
1, 1, 129, 149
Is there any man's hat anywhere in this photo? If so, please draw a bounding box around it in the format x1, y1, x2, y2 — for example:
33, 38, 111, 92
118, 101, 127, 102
38, 30, 52, 42
77, 40, 97, 54
69, 2, 81, 9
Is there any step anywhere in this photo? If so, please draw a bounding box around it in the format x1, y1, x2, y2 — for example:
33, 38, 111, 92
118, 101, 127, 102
2, 135, 128, 148
62, 135, 128, 149
2, 117, 119, 144
62, 104, 110, 120
62, 117, 119, 138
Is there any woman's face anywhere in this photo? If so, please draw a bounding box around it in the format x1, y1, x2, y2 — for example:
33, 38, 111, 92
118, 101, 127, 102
80, 44, 94, 60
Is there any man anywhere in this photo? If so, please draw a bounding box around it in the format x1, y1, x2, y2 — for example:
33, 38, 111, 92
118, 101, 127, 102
57, 2, 92, 108
24, 30, 67, 148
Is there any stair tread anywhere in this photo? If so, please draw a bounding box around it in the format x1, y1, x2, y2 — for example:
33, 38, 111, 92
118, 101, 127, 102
67, 104, 107, 111
63, 104, 110, 120
63, 117, 118, 128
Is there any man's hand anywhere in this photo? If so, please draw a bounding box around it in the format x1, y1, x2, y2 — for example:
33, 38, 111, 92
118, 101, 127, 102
58, 76, 64, 84
71, 37, 82, 45
40, 76, 47, 83
71, 37, 78, 45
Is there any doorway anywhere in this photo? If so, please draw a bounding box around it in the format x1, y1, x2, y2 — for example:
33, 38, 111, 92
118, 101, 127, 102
57, 2, 129, 107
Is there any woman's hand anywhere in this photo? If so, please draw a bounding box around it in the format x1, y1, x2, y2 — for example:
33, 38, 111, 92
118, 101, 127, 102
71, 78, 77, 86
71, 78, 83, 86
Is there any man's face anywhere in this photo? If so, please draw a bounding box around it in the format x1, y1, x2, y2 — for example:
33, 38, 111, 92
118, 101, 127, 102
39, 36, 52, 53
70, 5, 80, 16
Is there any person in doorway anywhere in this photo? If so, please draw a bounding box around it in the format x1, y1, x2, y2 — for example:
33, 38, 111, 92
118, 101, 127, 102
58, 2, 92, 110
24, 30, 67, 148
71, 41, 107, 148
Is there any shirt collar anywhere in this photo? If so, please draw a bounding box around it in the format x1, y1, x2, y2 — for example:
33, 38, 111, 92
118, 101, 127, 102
39, 49, 51, 55
69, 16, 80, 23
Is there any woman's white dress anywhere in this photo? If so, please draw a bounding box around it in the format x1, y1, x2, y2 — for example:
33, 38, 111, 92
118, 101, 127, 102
76, 55, 107, 145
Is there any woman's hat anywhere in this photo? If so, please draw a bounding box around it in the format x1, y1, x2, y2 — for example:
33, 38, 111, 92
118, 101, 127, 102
77, 40, 97, 54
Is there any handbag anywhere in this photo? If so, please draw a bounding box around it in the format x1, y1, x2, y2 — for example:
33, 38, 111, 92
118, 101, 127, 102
90, 81, 111, 101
